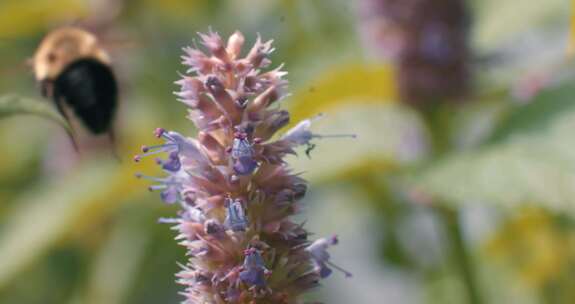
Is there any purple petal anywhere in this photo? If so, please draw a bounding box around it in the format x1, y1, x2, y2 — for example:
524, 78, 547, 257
161, 152, 182, 172
160, 186, 179, 204
233, 157, 258, 175
239, 268, 266, 287
317, 262, 333, 278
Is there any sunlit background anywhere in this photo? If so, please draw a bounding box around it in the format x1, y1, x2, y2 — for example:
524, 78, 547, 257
1, 0, 574, 303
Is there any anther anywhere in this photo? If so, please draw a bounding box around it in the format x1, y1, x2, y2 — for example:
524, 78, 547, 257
154, 128, 165, 138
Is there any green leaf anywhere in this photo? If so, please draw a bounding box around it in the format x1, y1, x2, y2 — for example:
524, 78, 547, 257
489, 83, 575, 143
475, 0, 566, 49
412, 108, 575, 214
0, 95, 70, 131
75, 212, 151, 304
0, 151, 156, 289
282, 63, 408, 183
287, 102, 429, 183
0, 160, 113, 289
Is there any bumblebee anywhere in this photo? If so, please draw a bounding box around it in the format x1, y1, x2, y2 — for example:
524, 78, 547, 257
32, 26, 118, 143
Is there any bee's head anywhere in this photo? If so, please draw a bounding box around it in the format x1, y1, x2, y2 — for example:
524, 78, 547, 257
33, 27, 110, 82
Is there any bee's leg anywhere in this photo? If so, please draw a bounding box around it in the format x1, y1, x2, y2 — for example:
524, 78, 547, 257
52, 96, 79, 152
40, 80, 52, 98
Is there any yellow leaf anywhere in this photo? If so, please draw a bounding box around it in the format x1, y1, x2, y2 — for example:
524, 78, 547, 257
0, 0, 87, 38
569, 0, 575, 57
485, 208, 571, 288
287, 63, 397, 123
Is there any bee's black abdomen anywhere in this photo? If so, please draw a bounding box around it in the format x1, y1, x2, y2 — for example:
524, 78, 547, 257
53, 58, 118, 134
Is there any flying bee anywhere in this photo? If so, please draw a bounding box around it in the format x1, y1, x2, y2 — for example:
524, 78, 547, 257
32, 26, 118, 148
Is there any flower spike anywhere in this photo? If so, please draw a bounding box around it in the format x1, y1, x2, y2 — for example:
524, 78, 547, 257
136, 30, 352, 303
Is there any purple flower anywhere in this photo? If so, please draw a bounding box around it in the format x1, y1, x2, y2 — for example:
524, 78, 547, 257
281, 114, 356, 154
306, 235, 352, 278
239, 248, 271, 287
231, 133, 253, 159
135, 172, 185, 204
224, 198, 248, 232
135, 129, 209, 169
157, 151, 181, 172
181, 206, 206, 223
231, 130, 258, 175
280, 114, 323, 146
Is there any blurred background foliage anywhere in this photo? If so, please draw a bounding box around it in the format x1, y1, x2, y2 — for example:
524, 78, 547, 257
1, 0, 575, 303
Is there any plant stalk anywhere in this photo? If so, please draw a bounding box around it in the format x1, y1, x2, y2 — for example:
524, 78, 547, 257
440, 207, 482, 304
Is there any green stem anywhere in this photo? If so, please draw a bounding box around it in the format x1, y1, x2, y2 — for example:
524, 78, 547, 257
440, 207, 482, 304
420, 101, 483, 304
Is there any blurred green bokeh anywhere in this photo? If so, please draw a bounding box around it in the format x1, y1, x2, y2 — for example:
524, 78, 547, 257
1, 0, 575, 303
